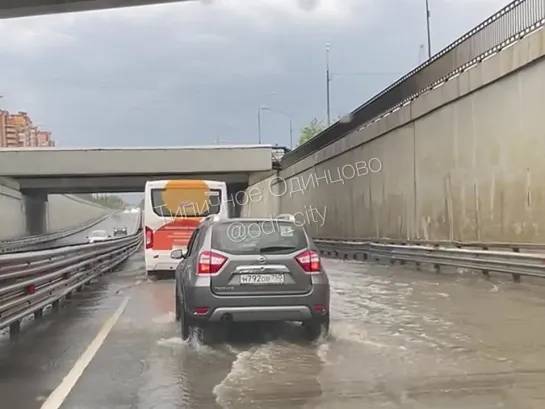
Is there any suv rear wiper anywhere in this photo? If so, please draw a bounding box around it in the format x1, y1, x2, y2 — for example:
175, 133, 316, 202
258, 245, 297, 253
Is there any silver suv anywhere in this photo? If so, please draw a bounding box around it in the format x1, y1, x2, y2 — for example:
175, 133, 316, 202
171, 215, 330, 343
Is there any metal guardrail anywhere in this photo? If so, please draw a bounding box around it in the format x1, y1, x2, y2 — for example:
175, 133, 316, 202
0, 213, 113, 254
0, 229, 142, 337
282, 0, 545, 168
316, 238, 545, 283
316, 237, 545, 252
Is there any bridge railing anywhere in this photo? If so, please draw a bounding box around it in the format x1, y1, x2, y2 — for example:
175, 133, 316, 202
282, 0, 545, 168
0, 226, 142, 337
316, 238, 545, 283
0, 213, 114, 254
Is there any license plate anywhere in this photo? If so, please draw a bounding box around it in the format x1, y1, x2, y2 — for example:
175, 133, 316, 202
240, 274, 284, 285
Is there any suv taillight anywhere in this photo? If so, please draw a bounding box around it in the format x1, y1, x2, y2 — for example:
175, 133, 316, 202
145, 226, 153, 249
295, 250, 321, 273
198, 251, 227, 275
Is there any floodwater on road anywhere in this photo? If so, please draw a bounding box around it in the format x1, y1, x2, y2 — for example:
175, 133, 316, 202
1, 251, 545, 409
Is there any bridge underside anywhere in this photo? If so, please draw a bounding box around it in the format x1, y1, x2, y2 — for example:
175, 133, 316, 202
16, 172, 250, 194
0, 0, 192, 19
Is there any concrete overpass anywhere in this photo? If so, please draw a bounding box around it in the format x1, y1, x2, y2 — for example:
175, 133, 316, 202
0, 145, 273, 194
0, 0, 192, 19
0, 145, 272, 234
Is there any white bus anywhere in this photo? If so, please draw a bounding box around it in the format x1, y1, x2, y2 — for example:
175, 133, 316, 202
143, 179, 229, 276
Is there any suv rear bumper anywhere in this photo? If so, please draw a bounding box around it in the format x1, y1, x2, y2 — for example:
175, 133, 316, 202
182, 284, 329, 323
208, 305, 313, 322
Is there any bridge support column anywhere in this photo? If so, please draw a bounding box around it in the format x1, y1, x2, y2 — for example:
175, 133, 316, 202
23, 192, 48, 236
226, 183, 248, 218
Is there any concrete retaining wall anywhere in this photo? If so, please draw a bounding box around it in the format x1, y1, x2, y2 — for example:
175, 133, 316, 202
0, 178, 26, 240
0, 177, 111, 240
243, 27, 545, 243
240, 172, 281, 218
47, 194, 111, 232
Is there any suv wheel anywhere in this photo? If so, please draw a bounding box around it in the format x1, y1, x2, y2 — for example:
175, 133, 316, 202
175, 287, 181, 322
180, 300, 191, 341
303, 314, 330, 341
193, 325, 215, 346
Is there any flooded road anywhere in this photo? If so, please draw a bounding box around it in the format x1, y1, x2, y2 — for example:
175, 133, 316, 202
1, 251, 545, 408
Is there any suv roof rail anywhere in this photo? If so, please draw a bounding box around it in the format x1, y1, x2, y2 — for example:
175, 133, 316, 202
276, 213, 296, 222
203, 214, 222, 222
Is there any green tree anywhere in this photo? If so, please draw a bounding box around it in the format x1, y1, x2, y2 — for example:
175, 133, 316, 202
298, 118, 326, 146
91, 193, 126, 209
75, 193, 126, 209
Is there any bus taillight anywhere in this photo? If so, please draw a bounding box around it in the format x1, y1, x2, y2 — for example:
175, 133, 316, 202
145, 226, 153, 249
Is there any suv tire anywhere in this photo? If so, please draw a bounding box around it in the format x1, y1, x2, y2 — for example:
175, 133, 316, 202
180, 299, 191, 341
175, 287, 181, 322
303, 313, 329, 341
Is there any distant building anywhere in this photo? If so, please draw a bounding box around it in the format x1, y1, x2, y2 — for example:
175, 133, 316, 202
29, 126, 39, 147
0, 110, 55, 148
0, 110, 7, 147
38, 131, 54, 147
7, 112, 32, 147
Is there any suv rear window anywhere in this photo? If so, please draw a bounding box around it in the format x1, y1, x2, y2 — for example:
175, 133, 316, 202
211, 220, 308, 255
151, 188, 222, 218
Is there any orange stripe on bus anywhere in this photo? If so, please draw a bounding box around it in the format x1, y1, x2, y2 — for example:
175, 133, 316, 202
152, 218, 202, 250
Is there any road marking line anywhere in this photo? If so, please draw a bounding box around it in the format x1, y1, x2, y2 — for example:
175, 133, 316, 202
40, 297, 130, 409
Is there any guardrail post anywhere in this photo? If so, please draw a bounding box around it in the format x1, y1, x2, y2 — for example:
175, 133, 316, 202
415, 245, 421, 269
481, 246, 490, 277
512, 247, 521, 282
10, 321, 21, 338
52, 299, 60, 312
399, 243, 406, 265
34, 309, 43, 319
434, 244, 440, 272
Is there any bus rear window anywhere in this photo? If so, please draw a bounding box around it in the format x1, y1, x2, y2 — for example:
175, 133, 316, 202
151, 188, 221, 218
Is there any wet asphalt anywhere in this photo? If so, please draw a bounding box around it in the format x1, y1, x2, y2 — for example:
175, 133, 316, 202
1, 249, 545, 409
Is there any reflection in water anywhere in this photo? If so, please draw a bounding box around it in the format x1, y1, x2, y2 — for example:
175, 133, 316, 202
38, 252, 545, 409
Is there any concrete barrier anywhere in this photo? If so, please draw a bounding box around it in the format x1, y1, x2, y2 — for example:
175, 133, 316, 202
0, 177, 111, 240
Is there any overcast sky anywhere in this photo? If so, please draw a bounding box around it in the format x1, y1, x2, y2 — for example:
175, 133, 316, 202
0, 0, 509, 151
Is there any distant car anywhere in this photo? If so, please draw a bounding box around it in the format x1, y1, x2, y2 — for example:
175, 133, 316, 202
123, 209, 130, 214
172, 215, 330, 344
87, 229, 110, 243
130, 208, 139, 213
113, 226, 128, 236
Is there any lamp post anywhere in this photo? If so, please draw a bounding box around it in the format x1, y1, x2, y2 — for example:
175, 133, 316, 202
257, 106, 262, 144
257, 91, 277, 143
326, 43, 331, 126
260, 106, 293, 149
425, 0, 432, 58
